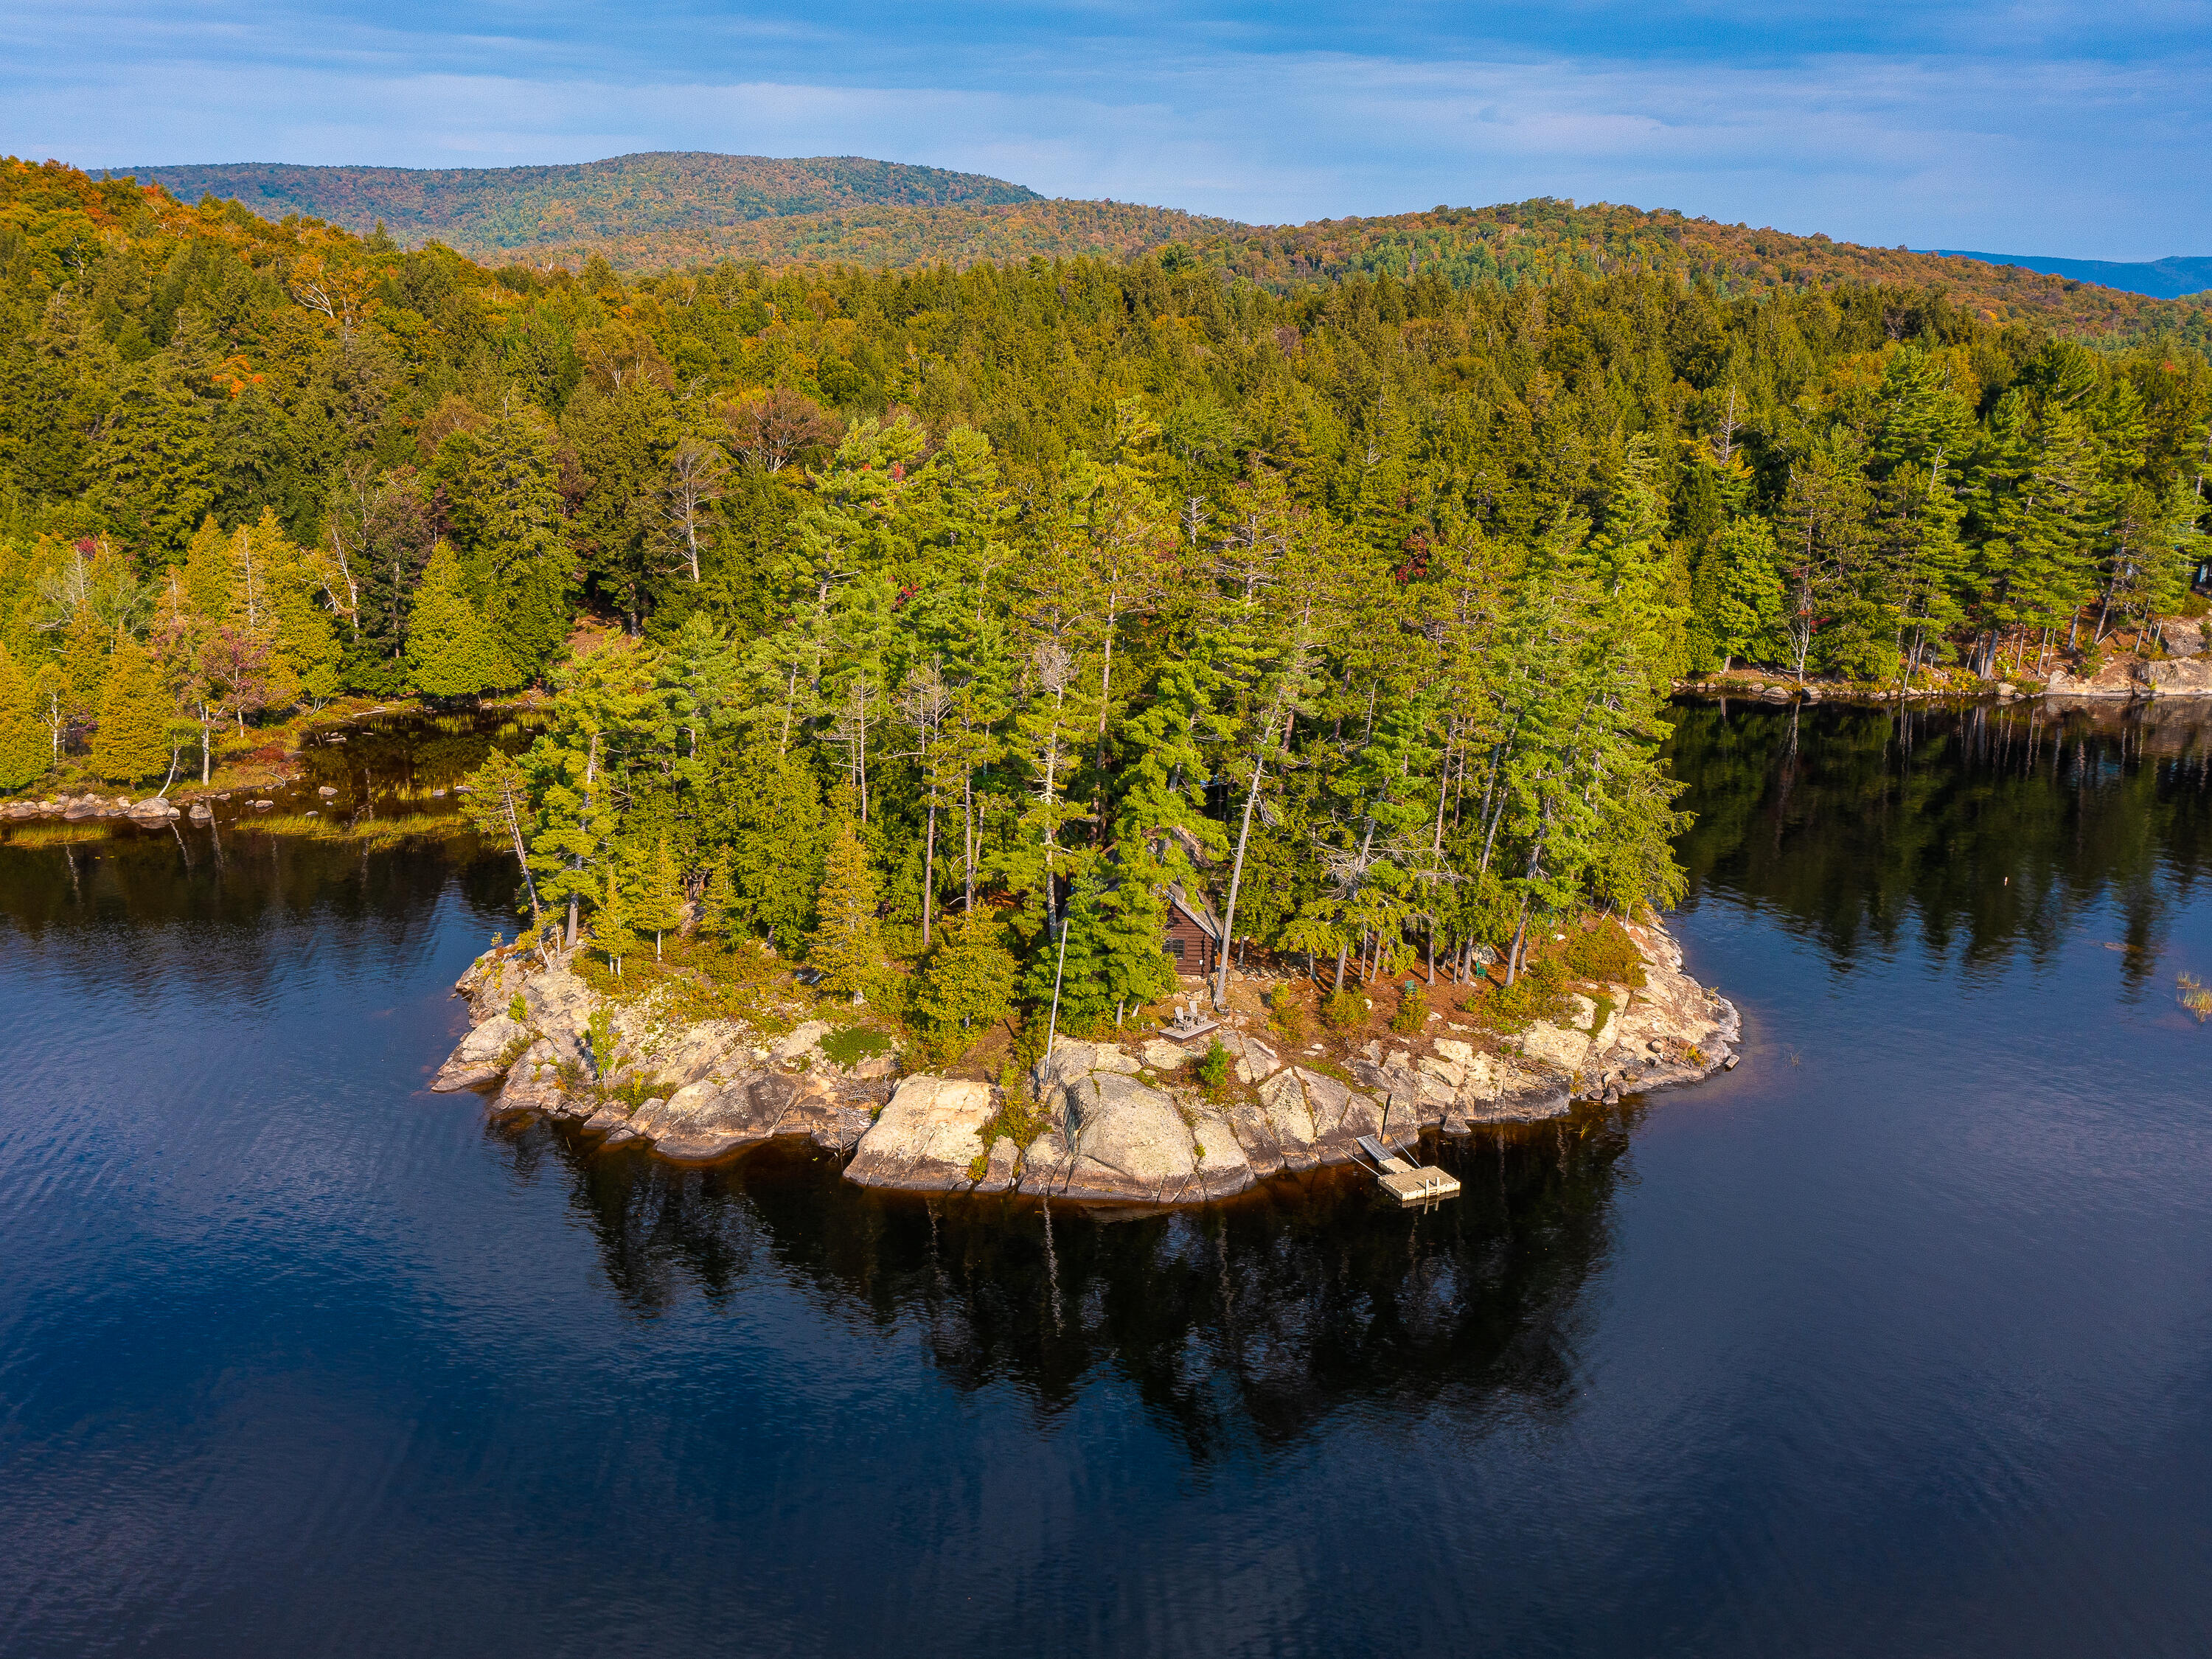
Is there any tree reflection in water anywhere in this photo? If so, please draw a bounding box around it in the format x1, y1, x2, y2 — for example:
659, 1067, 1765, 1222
1669, 698, 2212, 990
496, 1113, 1635, 1458
493, 697, 2212, 1456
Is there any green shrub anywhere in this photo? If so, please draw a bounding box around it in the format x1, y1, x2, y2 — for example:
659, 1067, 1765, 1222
1267, 983, 1307, 1041
820, 1025, 892, 1068
507, 993, 529, 1023
1195, 1037, 1232, 1093
585, 1006, 620, 1078
1391, 985, 1428, 1034
1319, 988, 1364, 1029
1564, 917, 1646, 987
1478, 953, 1572, 1030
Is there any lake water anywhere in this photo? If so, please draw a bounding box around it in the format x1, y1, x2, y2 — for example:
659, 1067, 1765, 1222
3, 700, 2209, 1658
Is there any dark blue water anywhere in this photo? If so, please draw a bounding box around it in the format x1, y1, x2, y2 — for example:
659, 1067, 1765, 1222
4, 700, 2210, 1657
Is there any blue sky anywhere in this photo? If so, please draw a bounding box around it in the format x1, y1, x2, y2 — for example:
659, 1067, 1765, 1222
5, 1, 2206, 258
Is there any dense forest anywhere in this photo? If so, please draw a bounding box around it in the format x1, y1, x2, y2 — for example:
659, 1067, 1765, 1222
93, 153, 2212, 348
1, 153, 2207, 1040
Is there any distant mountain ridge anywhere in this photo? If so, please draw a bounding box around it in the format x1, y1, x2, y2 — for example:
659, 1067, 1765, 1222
1929, 251, 2212, 301
109, 152, 1042, 252
88, 151, 2212, 347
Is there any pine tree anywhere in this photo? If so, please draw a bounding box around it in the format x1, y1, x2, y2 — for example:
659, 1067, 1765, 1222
913, 906, 1018, 1055
633, 836, 685, 959
704, 731, 827, 950
90, 630, 169, 785
807, 818, 880, 998
60, 603, 110, 730
406, 540, 507, 698
460, 406, 574, 681
518, 644, 665, 951
0, 641, 47, 790
271, 574, 342, 708
239, 509, 333, 709
699, 852, 740, 940
178, 515, 234, 621
592, 860, 639, 977
1690, 517, 1785, 670
655, 612, 742, 778
458, 748, 545, 939
1022, 860, 1172, 1029
92, 367, 218, 559
327, 467, 437, 696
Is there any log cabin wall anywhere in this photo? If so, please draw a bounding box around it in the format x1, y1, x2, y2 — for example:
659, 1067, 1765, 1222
1164, 906, 1216, 975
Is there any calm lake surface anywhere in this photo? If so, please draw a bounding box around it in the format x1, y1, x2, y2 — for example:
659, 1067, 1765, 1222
4, 700, 2209, 1658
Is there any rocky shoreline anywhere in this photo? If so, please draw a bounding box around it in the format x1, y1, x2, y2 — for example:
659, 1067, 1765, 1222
434, 919, 1742, 1210
1676, 618, 2212, 704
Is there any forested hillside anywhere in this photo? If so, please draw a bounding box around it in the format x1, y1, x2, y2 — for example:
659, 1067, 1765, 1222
100, 151, 2212, 349
445, 199, 1237, 280
1, 153, 2207, 1037
117, 153, 1042, 253
1181, 201, 2212, 346
1934, 251, 2212, 302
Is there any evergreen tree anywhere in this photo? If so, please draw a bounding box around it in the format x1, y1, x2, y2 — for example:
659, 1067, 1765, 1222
178, 515, 234, 621
1690, 518, 1785, 670
699, 852, 740, 941
270, 568, 343, 708
460, 406, 574, 681
633, 836, 686, 959
703, 730, 826, 950
92, 366, 218, 559
59, 602, 109, 731
518, 642, 666, 950
236, 509, 332, 709
0, 641, 46, 790
592, 860, 639, 977
327, 467, 437, 696
913, 906, 1018, 1056
458, 749, 545, 939
406, 540, 507, 698
90, 630, 169, 785
807, 818, 880, 998
655, 612, 743, 776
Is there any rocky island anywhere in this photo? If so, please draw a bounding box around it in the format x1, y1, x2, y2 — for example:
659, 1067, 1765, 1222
434, 919, 1740, 1209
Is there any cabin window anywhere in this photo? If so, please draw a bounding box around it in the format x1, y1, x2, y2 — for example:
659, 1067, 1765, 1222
1167, 938, 1186, 958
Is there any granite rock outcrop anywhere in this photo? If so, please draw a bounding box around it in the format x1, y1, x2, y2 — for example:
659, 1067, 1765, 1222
431, 918, 1740, 1208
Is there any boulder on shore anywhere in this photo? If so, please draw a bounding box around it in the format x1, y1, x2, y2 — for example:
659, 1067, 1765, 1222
430, 1014, 526, 1091
844, 1077, 998, 1192
627, 1071, 863, 1161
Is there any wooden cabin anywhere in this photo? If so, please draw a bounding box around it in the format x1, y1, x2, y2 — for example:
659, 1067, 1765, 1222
1164, 886, 1222, 976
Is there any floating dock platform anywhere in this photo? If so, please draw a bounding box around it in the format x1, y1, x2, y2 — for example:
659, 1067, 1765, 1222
1356, 1135, 1461, 1207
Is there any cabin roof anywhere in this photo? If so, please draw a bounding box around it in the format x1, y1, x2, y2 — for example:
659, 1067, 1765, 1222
1166, 884, 1222, 942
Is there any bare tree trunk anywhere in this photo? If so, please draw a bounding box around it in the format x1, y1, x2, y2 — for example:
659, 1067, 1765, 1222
1211, 748, 1269, 1011
566, 731, 598, 953
922, 799, 936, 949
1505, 894, 1531, 987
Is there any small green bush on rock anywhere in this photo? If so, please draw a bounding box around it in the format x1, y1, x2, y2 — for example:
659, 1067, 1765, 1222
1320, 988, 1363, 1029
1195, 1037, 1232, 1093
1565, 917, 1646, 987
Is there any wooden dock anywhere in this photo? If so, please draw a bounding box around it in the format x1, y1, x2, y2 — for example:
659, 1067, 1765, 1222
1355, 1135, 1461, 1207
